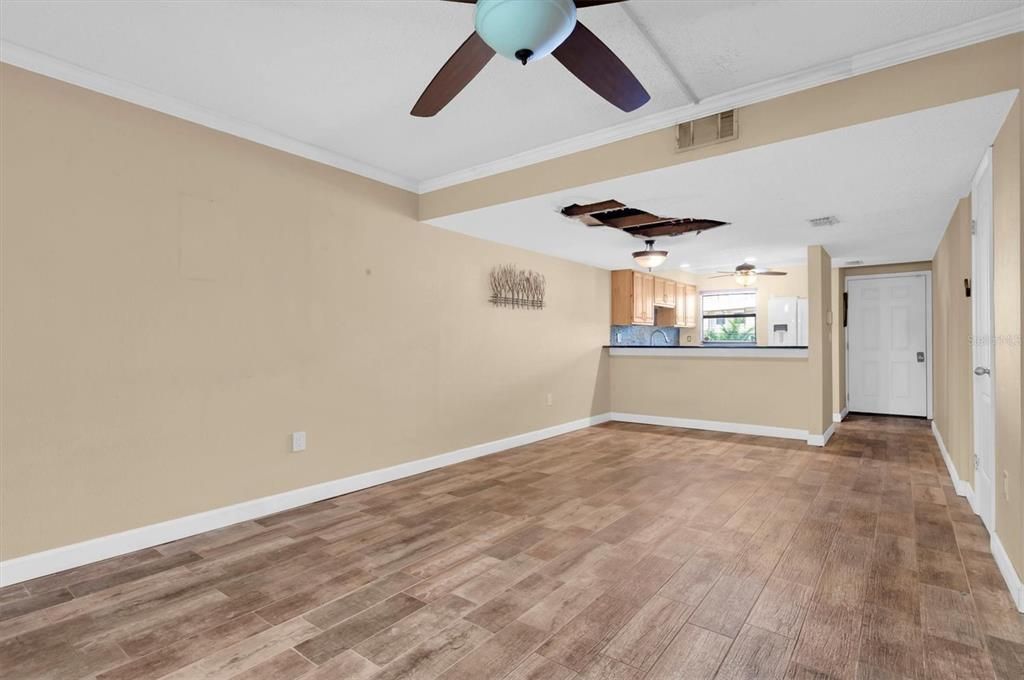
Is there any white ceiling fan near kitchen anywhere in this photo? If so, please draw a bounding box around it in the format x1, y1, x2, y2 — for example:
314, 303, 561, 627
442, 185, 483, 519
710, 262, 788, 287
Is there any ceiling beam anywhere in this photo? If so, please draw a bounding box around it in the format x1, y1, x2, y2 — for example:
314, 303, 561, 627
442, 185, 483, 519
619, 3, 700, 104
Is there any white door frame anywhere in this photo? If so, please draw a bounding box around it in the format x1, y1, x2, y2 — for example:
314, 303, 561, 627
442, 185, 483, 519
971, 147, 995, 530
844, 271, 933, 420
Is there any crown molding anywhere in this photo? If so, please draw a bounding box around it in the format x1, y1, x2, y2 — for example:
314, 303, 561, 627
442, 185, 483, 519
3, 7, 1021, 197
0, 40, 420, 193
417, 8, 1024, 193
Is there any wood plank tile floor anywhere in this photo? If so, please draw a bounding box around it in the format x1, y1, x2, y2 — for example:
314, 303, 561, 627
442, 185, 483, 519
2, 415, 1023, 679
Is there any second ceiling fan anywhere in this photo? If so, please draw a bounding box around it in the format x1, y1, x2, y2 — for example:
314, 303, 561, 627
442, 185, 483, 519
412, 0, 650, 117
711, 263, 789, 287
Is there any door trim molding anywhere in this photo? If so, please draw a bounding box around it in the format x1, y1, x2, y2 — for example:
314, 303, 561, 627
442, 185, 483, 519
844, 271, 933, 419
0, 412, 612, 587
970, 146, 996, 533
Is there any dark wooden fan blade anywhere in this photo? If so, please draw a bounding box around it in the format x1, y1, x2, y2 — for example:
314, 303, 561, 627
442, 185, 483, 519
575, 0, 627, 7
756, 271, 788, 276
552, 20, 649, 112
411, 32, 494, 117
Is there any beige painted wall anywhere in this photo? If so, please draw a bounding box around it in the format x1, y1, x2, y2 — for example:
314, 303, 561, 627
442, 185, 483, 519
609, 356, 809, 431
421, 34, 1024, 220
0, 65, 611, 560
930, 93, 1023, 582
612, 251, 824, 436
933, 198, 974, 487
992, 97, 1023, 579
807, 247, 832, 437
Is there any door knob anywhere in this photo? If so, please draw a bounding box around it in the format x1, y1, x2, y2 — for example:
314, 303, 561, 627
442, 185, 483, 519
974, 366, 991, 376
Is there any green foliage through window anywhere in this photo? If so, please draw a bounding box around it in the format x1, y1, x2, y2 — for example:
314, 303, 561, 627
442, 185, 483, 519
701, 291, 756, 343
703, 317, 756, 342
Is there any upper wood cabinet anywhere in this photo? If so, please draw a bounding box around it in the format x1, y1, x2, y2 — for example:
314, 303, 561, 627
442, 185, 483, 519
684, 283, 698, 327
654, 277, 675, 308
654, 281, 700, 328
674, 282, 688, 325
612, 270, 655, 325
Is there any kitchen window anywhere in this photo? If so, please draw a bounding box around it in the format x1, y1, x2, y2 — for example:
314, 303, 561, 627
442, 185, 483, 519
701, 291, 756, 344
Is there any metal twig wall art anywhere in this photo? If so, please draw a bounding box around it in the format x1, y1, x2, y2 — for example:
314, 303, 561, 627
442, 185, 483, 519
489, 265, 546, 310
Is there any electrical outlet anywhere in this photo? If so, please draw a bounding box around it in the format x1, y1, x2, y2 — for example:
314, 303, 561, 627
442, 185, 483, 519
291, 431, 306, 452
545, 393, 553, 406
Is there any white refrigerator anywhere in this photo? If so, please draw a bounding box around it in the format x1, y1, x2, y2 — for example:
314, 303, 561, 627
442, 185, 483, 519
768, 296, 808, 346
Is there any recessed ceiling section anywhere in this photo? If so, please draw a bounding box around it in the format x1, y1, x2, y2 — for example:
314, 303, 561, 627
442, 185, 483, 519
0, 0, 1018, 189
427, 91, 1016, 272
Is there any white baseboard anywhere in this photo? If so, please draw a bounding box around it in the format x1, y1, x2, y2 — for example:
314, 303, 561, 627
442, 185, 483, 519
931, 421, 1023, 612
992, 532, 1024, 613
0, 413, 611, 587
931, 421, 972, 497
807, 422, 836, 447
832, 406, 849, 423
964, 483, 977, 514
609, 412, 815, 444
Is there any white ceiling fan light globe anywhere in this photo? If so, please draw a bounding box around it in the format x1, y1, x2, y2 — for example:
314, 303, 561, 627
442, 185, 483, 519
734, 272, 757, 287
474, 0, 577, 63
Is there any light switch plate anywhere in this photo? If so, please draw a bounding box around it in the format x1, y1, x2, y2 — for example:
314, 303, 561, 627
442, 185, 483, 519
292, 431, 306, 452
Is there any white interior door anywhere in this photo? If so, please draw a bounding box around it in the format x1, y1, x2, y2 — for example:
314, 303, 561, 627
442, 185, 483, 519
847, 275, 929, 417
971, 148, 995, 530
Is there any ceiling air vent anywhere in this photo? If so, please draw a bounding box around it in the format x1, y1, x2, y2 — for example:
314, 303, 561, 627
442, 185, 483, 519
845, 259, 864, 266
808, 215, 840, 227
676, 110, 737, 152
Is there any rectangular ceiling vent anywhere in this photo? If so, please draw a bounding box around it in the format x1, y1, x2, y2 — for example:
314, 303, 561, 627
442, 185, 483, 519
676, 110, 737, 152
845, 259, 864, 266
808, 215, 840, 227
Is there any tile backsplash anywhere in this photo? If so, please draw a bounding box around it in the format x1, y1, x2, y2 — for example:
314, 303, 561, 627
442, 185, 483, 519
610, 325, 680, 346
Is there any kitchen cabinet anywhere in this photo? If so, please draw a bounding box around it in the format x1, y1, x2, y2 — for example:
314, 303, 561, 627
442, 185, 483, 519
684, 284, 698, 327
611, 270, 655, 325
654, 281, 699, 328
674, 282, 688, 326
654, 277, 675, 308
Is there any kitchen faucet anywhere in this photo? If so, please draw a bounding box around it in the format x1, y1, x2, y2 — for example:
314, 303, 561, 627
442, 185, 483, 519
650, 329, 670, 346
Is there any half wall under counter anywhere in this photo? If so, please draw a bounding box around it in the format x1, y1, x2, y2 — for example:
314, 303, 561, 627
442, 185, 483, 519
607, 346, 816, 443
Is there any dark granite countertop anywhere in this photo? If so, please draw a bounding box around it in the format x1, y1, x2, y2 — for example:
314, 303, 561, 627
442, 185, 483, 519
603, 344, 809, 349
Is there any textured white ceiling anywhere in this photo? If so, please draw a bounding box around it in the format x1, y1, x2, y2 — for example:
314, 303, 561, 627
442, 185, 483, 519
631, 0, 1020, 98
428, 92, 1017, 271
1, 0, 1019, 188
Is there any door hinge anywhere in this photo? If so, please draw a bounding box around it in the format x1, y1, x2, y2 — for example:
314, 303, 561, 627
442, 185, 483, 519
971, 219, 977, 235
974, 454, 980, 470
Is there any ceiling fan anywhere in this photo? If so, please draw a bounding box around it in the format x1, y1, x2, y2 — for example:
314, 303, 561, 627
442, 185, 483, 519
710, 263, 788, 287
412, 0, 650, 117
